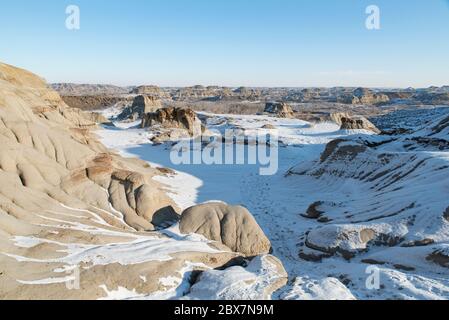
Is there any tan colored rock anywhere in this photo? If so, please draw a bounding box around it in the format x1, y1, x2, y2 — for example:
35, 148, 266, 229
179, 202, 271, 256
0, 62, 177, 236
141, 107, 203, 137
118, 95, 162, 121
131, 85, 170, 99
261, 124, 276, 130
331, 113, 380, 133
340, 117, 380, 134
61, 95, 126, 111
133, 95, 162, 114
0, 62, 253, 299
330, 112, 352, 125
264, 102, 294, 118
337, 88, 390, 105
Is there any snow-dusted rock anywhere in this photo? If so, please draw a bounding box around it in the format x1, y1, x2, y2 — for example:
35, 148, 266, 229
179, 202, 272, 256
281, 277, 356, 300
305, 225, 377, 259
186, 255, 287, 300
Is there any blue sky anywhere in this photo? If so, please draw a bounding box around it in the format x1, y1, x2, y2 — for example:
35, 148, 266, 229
1, 0, 448, 87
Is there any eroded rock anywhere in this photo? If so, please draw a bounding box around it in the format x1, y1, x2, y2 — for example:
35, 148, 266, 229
331, 113, 380, 133
119, 95, 162, 121
305, 225, 377, 260
179, 202, 271, 256
264, 102, 294, 118
141, 107, 203, 137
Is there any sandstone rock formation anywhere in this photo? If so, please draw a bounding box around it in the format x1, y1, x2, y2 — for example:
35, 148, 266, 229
337, 88, 390, 105
60, 95, 128, 111
51, 83, 128, 96
264, 102, 294, 118
133, 95, 162, 114
0, 62, 178, 233
141, 107, 203, 138
130, 85, 170, 99
331, 112, 380, 133
233, 87, 262, 101
179, 202, 272, 256
118, 95, 162, 121
1, 62, 256, 300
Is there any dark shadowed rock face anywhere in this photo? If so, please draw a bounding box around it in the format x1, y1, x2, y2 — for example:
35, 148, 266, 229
427, 249, 449, 268
264, 102, 294, 118
320, 139, 368, 163
179, 202, 272, 256
340, 117, 381, 134
141, 107, 202, 136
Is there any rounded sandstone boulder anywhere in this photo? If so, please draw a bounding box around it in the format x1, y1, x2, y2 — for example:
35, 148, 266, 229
179, 202, 271, 256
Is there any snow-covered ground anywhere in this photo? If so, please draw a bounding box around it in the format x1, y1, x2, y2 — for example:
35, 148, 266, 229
95, 107, 449, 300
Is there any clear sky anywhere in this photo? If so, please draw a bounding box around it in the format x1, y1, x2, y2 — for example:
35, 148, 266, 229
1, 0, 448, 87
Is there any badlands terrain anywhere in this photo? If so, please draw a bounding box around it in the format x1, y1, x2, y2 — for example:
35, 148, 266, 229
0, 62, 448, 300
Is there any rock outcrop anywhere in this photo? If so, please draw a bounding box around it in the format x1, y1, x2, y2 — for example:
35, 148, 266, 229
141, 107, 203, 138
305, 225, 377, 260
331, 113, 380, 133
132, 95, 162, 114
427, 249, 449, 268
337, 88, 390, 105
130, 85, 170, 99
233, 87, 262, 101
0, 62, 178, 233
264, 102, 294, 118
179, 202, 272, 256
118, 95, 162, 121
51, 83, 128, 96
60, 95, 128, 111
